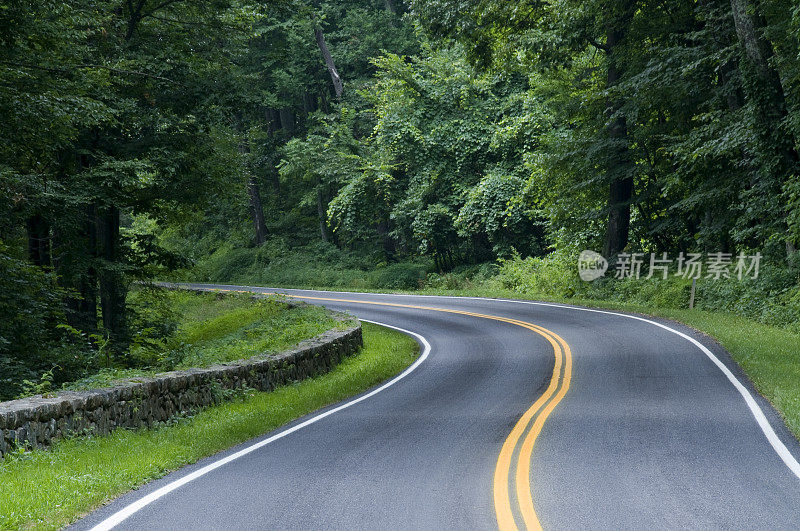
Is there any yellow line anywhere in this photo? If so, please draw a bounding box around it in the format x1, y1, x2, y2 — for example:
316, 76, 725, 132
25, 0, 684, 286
492, 324, 562, 531
514, 327, 572, 531
202, 288, 571, 531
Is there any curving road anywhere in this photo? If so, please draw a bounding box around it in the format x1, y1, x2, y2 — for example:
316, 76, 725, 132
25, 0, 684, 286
74, 285, 800, 530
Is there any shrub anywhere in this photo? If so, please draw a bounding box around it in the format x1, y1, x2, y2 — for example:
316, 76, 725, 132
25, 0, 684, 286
127, 287, 182, 367
694, 263, 800, 328
585, 275, 691, 309
370, 262, 428, 290
494, 250, 800, 331
496, 250, 583, 298
206, 245, 260, 282
0, 244, 94, 400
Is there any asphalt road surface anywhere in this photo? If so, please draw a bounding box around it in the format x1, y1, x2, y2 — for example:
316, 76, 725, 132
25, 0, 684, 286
74, 285, 800, 530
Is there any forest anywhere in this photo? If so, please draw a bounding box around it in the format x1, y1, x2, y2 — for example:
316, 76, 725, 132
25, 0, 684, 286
2, 0, 800, 399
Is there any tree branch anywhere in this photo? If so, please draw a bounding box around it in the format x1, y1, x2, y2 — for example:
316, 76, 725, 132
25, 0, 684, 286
312, 20, 343, 99
0, 61, 185, 86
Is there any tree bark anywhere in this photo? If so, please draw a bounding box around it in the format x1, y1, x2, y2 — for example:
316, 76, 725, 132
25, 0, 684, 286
248, 176, 268, 246
26, 213, 50, 267
55, 153, 98, 334
604, 172, 633, 258
239, 134, 268, 246
124, 0, 146, 41
54, 203, 98, 334
377, 217, 395, 259
279, 107, 296, 136
235, 118, 268, 246
98, 205, 128, 351
302, 92, 318, 114
314, 23, 343, 99
265, 108, 280, 134
384, 0, 397, 26
601, 7, 635, 258
80, 204, 99, 334
319, 91, 332, 114
730, 0, 798, 166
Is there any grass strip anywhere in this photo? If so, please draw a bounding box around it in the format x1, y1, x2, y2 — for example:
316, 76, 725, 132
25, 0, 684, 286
64, 290, 343, 391
0, 323, 419, 530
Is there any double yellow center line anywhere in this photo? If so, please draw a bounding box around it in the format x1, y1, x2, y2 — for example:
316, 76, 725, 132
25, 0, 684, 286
209, 289, 572, 530
490, 316, 572, 531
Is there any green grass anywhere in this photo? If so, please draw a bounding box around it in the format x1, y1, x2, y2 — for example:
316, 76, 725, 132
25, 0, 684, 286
172, 300, 340, 369
158, 291, 343, 369
187, 240, 431, 291
65, 291, 345, 391
0, 323, 419, 530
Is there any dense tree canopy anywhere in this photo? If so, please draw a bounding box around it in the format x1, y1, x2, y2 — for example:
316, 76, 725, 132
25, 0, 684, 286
2, 0, 799, 398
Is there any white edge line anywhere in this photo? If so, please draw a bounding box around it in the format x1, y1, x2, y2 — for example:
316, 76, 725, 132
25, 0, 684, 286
245, 285, 800, 480
89, 320, 431, 531
493, 297, 800, 480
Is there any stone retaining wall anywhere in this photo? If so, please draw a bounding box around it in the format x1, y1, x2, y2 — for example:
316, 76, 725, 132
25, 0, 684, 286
0, 324, 362, 456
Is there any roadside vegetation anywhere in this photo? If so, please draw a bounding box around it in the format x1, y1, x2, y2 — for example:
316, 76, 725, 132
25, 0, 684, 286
3, 289, 341, 400
187, 242, 800, 334
0, 323, 419, 530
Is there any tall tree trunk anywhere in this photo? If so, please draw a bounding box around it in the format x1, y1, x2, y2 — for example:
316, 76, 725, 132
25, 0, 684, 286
98, 205, 128, 352
718, 59, 744, 111
236, 119, 268, 246
377, 217, 395, 259
54, 203, 98, 334
72, 275, 98, 335
302, 92, 318, 114
248, 176, 268, 246
730, 0, 798, 163
80, 204, 99, 334
267, 166, 281, 196
265, 108, 280, 134
26, 213, 50, 267
319, 91, 332, 114
604, 172, 633, 258
602, 8, 635, 258
279, 107, 296, 136
263, 109, 283, 195
313, 22, 343, 99
384, 0, 397, 27
239, 135, 268, 246
56, 155, 98, 334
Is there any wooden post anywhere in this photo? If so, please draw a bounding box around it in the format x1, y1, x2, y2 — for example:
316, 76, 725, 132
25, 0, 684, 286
689, 278, 696, 309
